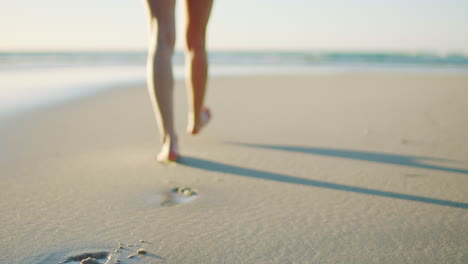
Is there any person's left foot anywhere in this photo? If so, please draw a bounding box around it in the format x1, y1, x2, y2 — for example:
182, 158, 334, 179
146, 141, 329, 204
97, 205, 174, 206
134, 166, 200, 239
157, 137, 179, 163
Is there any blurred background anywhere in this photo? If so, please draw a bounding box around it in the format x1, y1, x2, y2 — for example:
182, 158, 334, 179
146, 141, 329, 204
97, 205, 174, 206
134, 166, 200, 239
1, 0, 468, 117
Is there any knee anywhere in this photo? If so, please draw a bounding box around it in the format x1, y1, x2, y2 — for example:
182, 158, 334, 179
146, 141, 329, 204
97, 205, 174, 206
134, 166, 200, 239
185, 29, 206, 53
156, 29, 176, 51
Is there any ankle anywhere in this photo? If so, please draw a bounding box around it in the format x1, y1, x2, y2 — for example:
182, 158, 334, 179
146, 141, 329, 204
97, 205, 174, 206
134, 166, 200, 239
161, 133, 177, 145
188, 110, 201, 123
189, 107, 209, 123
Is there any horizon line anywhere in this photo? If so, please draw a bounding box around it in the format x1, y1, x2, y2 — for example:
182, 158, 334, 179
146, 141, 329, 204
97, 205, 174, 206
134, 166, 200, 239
1, 48, 467, 56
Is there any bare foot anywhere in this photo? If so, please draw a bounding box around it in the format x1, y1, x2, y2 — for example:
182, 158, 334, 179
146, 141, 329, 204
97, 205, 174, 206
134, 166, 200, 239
157, 137, 179, 163
187, 107, 211, 135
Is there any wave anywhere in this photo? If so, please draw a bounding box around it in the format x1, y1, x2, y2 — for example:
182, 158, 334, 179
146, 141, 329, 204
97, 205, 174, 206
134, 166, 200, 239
1, 51, 467, 70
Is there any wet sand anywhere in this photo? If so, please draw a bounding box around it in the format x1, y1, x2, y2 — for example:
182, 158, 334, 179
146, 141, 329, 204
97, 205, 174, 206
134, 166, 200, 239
1, 73, 467, 263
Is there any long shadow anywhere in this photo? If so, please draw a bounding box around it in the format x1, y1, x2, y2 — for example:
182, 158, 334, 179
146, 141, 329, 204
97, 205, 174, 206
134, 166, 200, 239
231, 143, 468, 175
179, 156, 468, 209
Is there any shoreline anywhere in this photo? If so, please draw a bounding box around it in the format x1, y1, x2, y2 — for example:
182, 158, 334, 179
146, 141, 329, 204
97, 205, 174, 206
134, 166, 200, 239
2, 73, 467, 263
2, 69, 468, 124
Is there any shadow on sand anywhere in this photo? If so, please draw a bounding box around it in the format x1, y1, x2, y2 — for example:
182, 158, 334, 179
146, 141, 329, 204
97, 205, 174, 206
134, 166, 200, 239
232, 143, 468, 175
178, 143, 467, 209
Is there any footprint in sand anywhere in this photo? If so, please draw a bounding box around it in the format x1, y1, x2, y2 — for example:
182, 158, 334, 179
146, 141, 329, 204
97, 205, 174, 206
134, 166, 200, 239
161, 187, 198, 207
60, 251, 109, 263
61, 241, 156, 264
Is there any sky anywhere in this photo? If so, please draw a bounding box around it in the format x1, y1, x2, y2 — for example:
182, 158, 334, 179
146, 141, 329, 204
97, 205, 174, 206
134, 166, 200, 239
1, 0, 468, 53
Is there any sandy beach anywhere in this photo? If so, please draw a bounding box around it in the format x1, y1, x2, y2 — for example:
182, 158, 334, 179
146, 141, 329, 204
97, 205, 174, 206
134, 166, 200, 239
1, 73, 467, 263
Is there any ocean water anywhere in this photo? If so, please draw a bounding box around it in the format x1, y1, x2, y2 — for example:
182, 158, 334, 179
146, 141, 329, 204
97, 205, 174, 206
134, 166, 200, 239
1, 51, 467, 119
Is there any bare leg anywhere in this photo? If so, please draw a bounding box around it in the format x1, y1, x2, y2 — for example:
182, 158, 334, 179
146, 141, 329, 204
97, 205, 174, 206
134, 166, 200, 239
145, 0, 179, 162
185, 0, 214, 135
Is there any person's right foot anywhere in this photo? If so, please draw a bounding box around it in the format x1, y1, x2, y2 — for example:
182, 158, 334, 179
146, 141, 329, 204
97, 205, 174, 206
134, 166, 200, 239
187, 107, 211, 135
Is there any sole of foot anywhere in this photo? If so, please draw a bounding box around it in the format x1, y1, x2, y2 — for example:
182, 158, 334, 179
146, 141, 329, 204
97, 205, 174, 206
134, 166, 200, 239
188, 107, 211, 135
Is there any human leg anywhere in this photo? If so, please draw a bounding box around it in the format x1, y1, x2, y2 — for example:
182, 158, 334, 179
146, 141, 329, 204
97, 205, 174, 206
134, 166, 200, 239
145, 0, 179, 161
184, 0, 214, 135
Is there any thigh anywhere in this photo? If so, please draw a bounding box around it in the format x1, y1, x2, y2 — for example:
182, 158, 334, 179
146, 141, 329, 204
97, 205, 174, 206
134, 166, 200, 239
185, 0, 213, 33
146, 0, 176, 32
